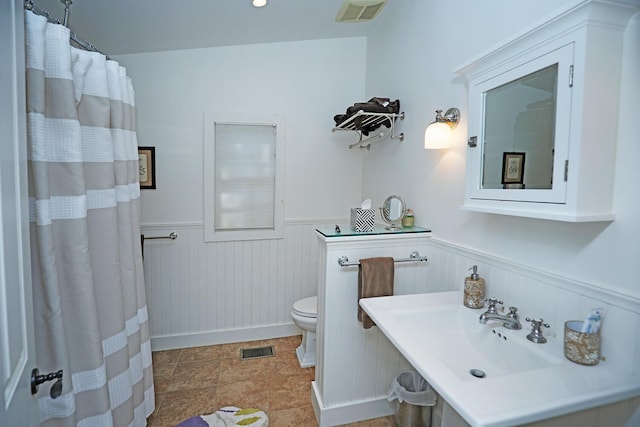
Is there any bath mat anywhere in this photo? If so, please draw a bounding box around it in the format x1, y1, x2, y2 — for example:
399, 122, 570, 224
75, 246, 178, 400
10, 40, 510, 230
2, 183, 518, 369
176, 406, 268, 427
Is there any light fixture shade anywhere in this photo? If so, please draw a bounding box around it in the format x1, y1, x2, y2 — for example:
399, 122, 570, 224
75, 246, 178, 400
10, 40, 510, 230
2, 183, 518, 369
252, 0, 267, 7
424, 122, 452, 149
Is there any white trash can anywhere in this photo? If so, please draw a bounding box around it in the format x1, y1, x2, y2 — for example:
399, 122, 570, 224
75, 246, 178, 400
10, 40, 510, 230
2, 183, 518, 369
388, 371, 437, 427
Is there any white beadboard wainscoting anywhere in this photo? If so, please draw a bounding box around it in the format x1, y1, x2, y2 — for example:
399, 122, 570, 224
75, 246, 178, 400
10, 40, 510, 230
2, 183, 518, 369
141, 221, 639, 425
141, 220, 337, 350
140, 223, 640, 375
312, 231, 450, 427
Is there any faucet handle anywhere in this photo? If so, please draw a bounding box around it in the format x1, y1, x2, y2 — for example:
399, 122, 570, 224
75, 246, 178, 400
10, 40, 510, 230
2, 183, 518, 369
485, 297, 502, 314
484, 298, 503, 313
507, 306, 519, 316
525, 317, 550, 328
525, 317, 550, 343
485, 297, 503, 307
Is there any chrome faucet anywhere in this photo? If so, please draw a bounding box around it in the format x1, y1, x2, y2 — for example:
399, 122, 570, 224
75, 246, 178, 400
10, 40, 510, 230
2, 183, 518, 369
478, 298, 522, 330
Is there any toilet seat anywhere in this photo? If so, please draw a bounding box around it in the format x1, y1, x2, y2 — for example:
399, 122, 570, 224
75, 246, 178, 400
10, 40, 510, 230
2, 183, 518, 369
292, 296, 317, 318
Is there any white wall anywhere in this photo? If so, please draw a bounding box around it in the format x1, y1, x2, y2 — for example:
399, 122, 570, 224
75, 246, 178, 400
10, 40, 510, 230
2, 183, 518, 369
364, 0, 640, 298
116, 37, 368, 224
114, 37, 370, 346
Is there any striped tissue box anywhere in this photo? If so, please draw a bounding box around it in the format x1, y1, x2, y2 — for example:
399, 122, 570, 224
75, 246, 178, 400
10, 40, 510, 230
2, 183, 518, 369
350, 208, 375, 232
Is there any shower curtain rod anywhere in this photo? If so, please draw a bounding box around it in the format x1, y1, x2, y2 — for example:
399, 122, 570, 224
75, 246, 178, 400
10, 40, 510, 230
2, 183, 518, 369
24, 0, 109, 59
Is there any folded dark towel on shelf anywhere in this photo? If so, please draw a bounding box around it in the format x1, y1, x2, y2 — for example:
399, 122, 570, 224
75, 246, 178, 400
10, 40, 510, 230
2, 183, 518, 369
334, 97, 401, 135
357, 257, 395, 329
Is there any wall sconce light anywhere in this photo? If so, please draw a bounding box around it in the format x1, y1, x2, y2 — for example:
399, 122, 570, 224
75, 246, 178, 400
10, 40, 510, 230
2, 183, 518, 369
252, 0, 267, 7
424, 108, 460, 149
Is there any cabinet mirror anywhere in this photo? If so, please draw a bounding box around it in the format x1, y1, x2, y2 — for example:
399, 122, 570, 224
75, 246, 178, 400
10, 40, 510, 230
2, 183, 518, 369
482, 64, 557, 190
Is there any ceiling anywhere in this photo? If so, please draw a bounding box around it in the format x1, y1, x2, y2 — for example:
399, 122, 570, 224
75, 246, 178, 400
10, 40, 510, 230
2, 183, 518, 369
31, 0, 389, 55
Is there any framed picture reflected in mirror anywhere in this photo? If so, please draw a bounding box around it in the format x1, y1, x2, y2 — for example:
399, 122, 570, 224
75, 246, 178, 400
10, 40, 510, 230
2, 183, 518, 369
502, 152, 525, 185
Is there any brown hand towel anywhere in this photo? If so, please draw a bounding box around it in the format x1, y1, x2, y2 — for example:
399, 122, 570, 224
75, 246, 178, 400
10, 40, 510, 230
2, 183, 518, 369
358, 257, 395, 329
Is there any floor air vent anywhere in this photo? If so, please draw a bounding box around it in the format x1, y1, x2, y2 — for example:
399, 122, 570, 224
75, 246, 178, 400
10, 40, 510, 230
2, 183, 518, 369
240, 345, 275, 360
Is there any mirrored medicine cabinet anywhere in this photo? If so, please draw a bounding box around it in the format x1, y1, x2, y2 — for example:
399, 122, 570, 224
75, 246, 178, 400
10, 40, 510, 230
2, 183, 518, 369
482, 63, 558, 192
456, 0, 638, 222
466, 44, 573, 207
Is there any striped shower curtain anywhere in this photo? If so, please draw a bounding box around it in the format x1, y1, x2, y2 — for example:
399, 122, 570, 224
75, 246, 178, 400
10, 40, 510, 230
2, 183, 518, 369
25, 10, 154, 427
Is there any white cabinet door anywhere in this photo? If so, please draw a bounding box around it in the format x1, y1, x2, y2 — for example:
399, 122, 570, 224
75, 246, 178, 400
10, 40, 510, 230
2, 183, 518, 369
457, 0, 636, 221
466, 43, 574, 205
0, 1, 38, 425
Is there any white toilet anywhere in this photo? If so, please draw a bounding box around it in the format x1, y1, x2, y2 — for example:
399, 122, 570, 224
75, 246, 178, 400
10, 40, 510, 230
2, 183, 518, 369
291, 296, 317, 368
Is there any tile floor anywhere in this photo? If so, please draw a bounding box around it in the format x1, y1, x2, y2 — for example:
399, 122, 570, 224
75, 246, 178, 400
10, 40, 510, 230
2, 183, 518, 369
148, 335, 396, 427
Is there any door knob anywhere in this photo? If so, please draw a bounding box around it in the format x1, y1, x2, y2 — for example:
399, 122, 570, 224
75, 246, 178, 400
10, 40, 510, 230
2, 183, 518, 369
31, 368, 63, 399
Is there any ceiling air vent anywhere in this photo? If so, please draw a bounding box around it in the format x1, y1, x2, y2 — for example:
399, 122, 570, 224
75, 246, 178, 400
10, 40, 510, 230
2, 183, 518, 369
336, 0, 388, 23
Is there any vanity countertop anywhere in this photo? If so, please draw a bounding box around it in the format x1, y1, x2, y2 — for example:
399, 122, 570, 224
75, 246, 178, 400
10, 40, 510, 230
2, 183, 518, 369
360, 291, 640, 427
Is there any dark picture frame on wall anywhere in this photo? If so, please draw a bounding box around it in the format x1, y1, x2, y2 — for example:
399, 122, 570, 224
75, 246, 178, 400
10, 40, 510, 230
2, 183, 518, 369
501, 152, 525, 185
138, 146, 156, 189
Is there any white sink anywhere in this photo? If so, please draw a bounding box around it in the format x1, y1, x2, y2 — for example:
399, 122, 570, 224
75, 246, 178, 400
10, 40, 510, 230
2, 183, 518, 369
360, 291, 640, 427
390, 305, 561, 381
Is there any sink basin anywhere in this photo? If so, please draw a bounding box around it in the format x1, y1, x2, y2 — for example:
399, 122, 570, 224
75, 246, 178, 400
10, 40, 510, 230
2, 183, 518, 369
360, 291, 640, 427
391, 305, 561, 381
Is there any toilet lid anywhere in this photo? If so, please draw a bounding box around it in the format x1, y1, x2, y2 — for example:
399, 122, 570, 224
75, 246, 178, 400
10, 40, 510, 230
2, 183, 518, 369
292, 296, 317, 318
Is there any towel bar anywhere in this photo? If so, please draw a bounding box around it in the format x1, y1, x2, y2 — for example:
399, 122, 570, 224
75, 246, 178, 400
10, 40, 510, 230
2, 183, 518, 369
338, 251, 427, 267
143, 232, 178, 240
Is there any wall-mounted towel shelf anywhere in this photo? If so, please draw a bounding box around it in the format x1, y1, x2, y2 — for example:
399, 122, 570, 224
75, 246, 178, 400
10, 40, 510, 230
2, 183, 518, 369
332, 111, 405, 150
338, 251, 427, 267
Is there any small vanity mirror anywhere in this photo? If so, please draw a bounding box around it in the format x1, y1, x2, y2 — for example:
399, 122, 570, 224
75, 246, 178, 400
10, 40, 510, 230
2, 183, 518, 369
380, 195, 406, 230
